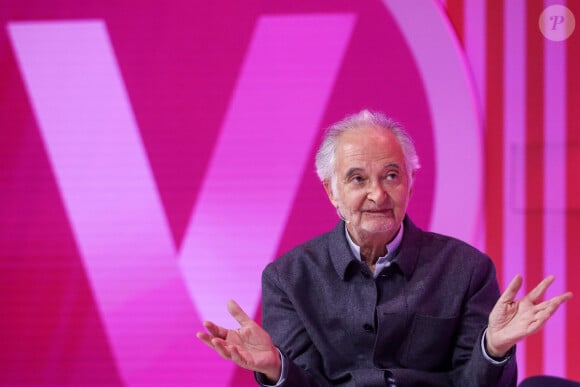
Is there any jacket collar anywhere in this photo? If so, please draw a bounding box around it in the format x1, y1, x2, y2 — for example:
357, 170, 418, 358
330, 216, 422, 281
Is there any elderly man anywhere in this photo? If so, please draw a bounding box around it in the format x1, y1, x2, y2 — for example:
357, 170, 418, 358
197, 110, 572, 386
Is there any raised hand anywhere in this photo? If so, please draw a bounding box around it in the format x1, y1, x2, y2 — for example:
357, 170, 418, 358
196, 300, 282, 382
485, 275, 573, 357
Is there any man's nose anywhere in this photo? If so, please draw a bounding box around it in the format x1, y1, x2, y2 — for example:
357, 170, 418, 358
367, 181, 388, 204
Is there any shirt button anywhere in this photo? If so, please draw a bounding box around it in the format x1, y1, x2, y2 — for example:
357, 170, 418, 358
363, 323, 374, 333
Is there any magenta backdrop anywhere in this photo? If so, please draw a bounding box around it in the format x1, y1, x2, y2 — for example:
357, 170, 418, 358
0, 0, 521, 385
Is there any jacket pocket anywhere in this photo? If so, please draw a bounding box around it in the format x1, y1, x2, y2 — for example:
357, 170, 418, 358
400, 313, 459, 371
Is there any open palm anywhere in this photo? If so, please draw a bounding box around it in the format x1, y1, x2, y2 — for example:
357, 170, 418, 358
486, 275, 573, 357
197, 300, 282, 381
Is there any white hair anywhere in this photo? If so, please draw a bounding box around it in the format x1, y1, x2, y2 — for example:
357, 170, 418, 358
315, 110, 420, 194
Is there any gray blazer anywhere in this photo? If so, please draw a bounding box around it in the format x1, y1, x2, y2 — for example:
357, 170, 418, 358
257, 217, 517, 386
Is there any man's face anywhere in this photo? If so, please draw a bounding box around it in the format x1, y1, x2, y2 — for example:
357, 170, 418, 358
324, 125, 413, 244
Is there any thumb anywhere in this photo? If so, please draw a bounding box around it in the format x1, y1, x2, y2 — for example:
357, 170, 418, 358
499, 274, 523, 304
227, 300, 253, 328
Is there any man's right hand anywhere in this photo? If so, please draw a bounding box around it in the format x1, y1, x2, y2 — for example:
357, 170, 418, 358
196, 300, 282, 383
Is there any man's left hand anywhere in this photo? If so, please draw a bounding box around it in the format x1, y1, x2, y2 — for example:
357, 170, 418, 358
485, 275, 573, 357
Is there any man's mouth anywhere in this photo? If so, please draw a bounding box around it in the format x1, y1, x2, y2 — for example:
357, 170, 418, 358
364, 209, 392, 214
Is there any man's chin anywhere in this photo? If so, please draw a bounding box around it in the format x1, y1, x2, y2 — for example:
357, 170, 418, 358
360, 220, 398, 235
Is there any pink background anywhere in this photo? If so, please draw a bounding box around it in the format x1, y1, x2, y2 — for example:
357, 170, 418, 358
1, 0, 578, 385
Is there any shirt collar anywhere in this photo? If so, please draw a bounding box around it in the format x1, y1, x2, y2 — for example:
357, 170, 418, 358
329, 217, 420, 281
344, 222, 404, 265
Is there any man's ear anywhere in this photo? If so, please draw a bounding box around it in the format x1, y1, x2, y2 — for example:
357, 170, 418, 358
409, 170, 416, 198
323, 179, 339, 208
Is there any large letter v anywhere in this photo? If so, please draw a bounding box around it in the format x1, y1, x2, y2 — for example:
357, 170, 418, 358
8, 16, 354, 386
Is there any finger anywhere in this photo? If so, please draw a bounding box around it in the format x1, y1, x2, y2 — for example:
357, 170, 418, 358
211, 338, 233, 360
526, 275, 555, 303
499, 274, 523, 303
196, 331, 215, 348
227, 299, 254, 328
203, 320, 229, 339
197, 333, 233, 361
544, 291, 574, 312
527, 292, 573, 332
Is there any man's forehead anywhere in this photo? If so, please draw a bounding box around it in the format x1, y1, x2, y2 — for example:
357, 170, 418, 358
336, 132, 403, 161
338, 124, 388, 139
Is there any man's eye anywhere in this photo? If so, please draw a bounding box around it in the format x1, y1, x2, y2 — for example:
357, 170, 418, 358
386, 172, 398, 181
351, 176, 365, 183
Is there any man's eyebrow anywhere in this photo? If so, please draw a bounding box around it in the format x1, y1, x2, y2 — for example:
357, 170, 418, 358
345, 167, 364, 178
344, 163, 401, 178
384, 163, 400, 170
